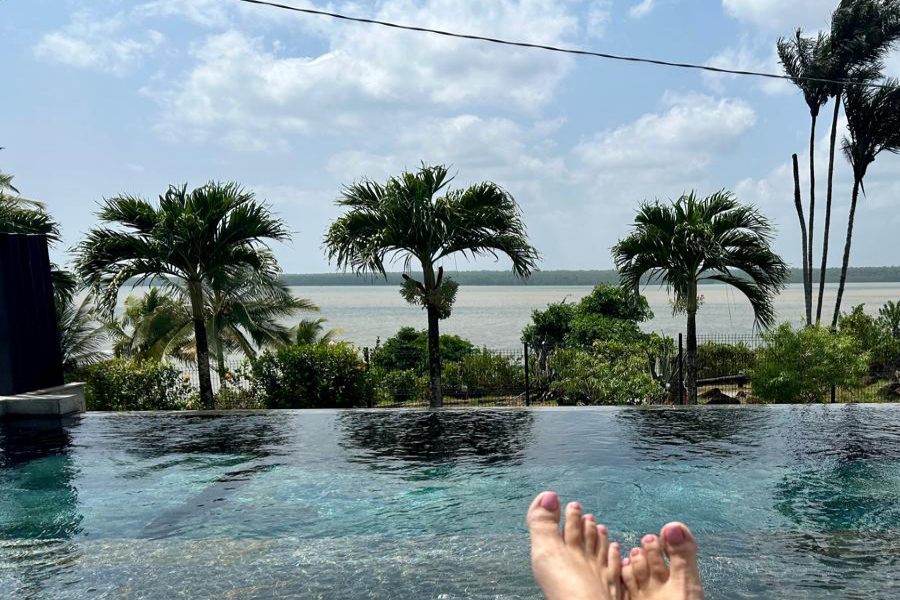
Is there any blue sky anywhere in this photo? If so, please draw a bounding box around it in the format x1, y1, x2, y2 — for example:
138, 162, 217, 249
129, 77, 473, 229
2, 0, 899, 273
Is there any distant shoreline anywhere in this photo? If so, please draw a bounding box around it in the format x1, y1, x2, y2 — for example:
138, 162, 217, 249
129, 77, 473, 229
278, 267, 900, 286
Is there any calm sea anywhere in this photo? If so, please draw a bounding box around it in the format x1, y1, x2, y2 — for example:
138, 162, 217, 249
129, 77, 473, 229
285, 282, 900, 349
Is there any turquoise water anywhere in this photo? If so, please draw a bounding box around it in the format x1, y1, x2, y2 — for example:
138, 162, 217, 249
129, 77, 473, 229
2, 407, 900, 599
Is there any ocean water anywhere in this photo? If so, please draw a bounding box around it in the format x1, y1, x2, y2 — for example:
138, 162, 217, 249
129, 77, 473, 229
291, 282, 900, 348
2, 407, 900, 599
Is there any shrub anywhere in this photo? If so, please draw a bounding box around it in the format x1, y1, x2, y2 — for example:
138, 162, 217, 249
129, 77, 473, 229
521, 301, 577, 350
548, 342, 665, 406
565, 313, 644, 348
751, 324, 869, 403
371, 326, 474, 372
250, 343, 369, 409
442, 349, 524, 396
576, 283, 653, 322
84, 359, 194, 411
839, 304, 900, 376
372, 368, 429, 404
696, 342, 757, 380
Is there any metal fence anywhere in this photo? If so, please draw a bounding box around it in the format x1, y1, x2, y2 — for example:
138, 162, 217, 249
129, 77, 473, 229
176, 333, 900, 408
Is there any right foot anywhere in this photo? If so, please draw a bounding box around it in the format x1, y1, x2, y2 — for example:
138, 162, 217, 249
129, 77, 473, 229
620, 523, 704, 600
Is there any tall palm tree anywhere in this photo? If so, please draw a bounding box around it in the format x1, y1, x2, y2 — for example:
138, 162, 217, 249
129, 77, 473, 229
75, 182, 290, 408
819, 0, 900, 323
831, 77, 900, 326
613, 191, 788, 404
106, 287, 195, 362
324, 164, 539, 407
778, 30, 830, 325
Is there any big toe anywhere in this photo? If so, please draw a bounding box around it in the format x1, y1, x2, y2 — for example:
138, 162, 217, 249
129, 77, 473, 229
527, 491, 562, 536
661, 522, 702, 590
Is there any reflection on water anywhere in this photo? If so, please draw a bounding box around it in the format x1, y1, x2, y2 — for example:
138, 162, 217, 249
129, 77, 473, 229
3, 407, 900, 599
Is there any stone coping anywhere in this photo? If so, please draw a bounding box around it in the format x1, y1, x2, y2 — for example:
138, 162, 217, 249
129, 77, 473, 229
0, 382, 85, 418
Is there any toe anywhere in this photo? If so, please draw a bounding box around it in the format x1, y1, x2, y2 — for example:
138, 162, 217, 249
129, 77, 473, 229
621, 556, 639, 598
607, 542, 622, 581
661, 522, 702, 583
563, 502, 584, 548
583, 514, 598, 555
596, 524, 610, 565
630, 547, 650, 587
641, 533, 670, 585
526, 491, 561, 536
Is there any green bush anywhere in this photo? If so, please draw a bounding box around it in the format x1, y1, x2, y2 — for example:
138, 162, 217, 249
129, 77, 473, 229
521, 301, 578, 350
548, 342, 665, 406
371, 326, 474, 372
565, 314, 644, 348
696, 342, 757, 380
576, 283, 653, 322
372, 368, 429, 404
250, 343, 369, 409
84, 359, 194, 411
839, 304, 900, 376
442, 349, 524, 396
751, 324, 869, 403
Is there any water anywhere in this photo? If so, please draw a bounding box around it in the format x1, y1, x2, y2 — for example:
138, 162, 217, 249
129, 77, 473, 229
291, 282, 900, 348
3, 407, 900, 599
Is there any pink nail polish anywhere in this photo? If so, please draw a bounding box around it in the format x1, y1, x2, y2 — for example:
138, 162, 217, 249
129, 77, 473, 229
642, 534, 656, 544
622, 557, 631, 566
597, 524, 608, 534
665, 525, 685, 544
583, 514, 595, 521
540, 492, 559, 511
630, 547, 640, 557
569, 502, 582, 510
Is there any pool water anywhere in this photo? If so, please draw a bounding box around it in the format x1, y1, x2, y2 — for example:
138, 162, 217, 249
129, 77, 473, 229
2, 407, 900, 599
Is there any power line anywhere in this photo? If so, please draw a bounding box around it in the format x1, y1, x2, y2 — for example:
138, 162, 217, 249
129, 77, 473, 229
229, 0, 897, 91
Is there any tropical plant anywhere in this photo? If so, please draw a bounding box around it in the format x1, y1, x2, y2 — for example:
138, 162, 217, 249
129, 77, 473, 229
751, 323, 868, 403
818, 0, 900, 323
778, 29, 831, 325
324, 164, 539, 407
371, 326, 475, 373
83, 358, 195, 411
831, 77, 900, 325
292, 318, 339, 346
250, 343, 369, 409
613, 191, 788, 404
106, 287, 194, 362
75, 182, 290, 408
57, 295, 109, 372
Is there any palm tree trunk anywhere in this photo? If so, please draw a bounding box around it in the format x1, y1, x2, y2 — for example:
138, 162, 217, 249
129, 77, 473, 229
792, 154, 811, 326
426, 303, 443, 408
817, 94, 841, 324
685, 306, 698, 405
212, 319, 227, 387
832, 177, 861, 328
188, 282, 215, 409
807, 112, 817, 324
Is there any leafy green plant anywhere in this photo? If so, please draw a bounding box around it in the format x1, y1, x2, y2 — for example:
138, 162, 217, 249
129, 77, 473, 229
250, 343, 368, 409
548, 342, 665, 406
565, 314, 645, 348
84, 359, 194, 411
696, 342, 757, 380
371, 327, 474, 372
839, 304, 900, 375
576, 283, 653, 322
372, 368, 429, 404
442, 349, 524, 397
751, 324, 868, 403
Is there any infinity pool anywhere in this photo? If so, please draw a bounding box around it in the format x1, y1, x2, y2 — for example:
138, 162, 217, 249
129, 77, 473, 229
2, 407, 900, 599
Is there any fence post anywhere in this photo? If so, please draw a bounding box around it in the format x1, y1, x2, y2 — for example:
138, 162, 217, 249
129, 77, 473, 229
831, 384, 836, 404
524, 342, 531, 406
364, 347, 373, 408
678, 333, 684, 406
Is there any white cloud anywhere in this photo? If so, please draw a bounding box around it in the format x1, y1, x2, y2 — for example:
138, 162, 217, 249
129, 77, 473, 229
574, 92, 757, 179
133, 0, 233, 28
152, 0, 582, 149
630, 0, 655, 19
587, 0, 613, 37
34, 13, 164, 75
721, 0, 834, 32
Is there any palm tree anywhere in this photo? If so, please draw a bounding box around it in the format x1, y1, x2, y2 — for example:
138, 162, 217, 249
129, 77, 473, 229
292, 318, 339, 346
76, 182, 290, 408
831, 77, 900, 326
778, 30, 830, 325
106, 287, 194, 362
819, 0, 900, 323
57, 295, 110, 372
613, 191, 788, 404
324, 164, 539, 407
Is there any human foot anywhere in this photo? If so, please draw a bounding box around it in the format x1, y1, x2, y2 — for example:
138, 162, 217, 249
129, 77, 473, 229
585, 518, 625, 600
526, 491, 613, 600
620, 523, 704, 600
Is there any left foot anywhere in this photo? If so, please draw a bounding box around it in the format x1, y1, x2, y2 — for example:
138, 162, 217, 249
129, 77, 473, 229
526, 491, 612, 600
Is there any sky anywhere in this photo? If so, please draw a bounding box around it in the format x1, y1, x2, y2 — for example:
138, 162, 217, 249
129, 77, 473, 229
2, 0, 900, 274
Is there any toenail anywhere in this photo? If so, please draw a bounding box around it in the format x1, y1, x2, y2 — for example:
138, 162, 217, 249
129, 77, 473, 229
622, 557, 631, 566
583, 514, 595, 521
540, 492, 560, 511
664, 524, 685, 544
610, 542, 619, 552
597, 524, 608, 534
642, 534, 656, 544
630, 548, 640, 556
569, 502, 582, 510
